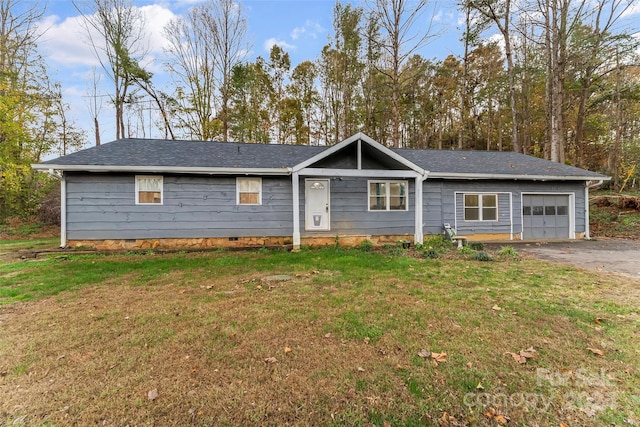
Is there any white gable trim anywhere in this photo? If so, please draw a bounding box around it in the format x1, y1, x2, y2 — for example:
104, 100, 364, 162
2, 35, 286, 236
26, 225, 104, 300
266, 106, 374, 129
292, 132, 428, 175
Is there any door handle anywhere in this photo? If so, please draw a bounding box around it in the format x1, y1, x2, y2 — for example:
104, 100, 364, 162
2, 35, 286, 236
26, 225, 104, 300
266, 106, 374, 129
325, 204, 329, 212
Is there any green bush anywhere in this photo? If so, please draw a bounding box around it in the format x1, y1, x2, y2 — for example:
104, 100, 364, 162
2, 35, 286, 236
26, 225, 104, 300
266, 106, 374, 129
473, 251, 493, 262
469, 242, 484, 250
457, 246, 475, 256
358, 239, 374, 252
423, 249, 439, 259
498, 246, 519, 258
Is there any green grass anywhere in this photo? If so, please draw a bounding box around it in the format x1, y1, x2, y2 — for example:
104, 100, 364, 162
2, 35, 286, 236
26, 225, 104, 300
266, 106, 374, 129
0, 245, 638, 426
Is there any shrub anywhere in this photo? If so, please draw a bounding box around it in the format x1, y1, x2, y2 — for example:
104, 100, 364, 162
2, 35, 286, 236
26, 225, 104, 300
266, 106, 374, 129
423, 249, 439, 259
358, 239, 374, 252
457, 246, 475, 256
469, 242, 484, 251
473, 251, 493, 262
498, 246, 519, 258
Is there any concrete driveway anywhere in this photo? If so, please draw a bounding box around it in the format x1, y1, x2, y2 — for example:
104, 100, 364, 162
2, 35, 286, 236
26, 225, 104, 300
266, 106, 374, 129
515, 238, 640, 279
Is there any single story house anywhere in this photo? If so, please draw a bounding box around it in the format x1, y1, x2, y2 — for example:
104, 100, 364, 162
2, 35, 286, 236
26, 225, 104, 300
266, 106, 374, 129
33, 133, 608, 250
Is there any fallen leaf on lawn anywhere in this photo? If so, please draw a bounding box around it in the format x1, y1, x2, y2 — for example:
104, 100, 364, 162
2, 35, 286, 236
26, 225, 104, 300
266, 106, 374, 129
587, 347, 604, 356
507, 348, 536, 364
364, 337, 370, 344
476, 382, 484, 390
431, 352, 447, 363
560, 423, 569, 427
466, 361, 473, 368
148, 388, 158, 401
179, 289, 186, 294
485, 407, 509, 424
284, 347, 292, 354
418, 349, 431, 358
324, 333, 331, 338
357, 366, 365, 372
495, 414, 509, 424
594, 317, 606, 324
264, 357, 277, 363
492, 304, 503, 311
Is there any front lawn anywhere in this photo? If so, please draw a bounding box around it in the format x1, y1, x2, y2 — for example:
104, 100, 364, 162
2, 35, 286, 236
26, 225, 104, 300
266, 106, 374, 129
0, 245, 638, 426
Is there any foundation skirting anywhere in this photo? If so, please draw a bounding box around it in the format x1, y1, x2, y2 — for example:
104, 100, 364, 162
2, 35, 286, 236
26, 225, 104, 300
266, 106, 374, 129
68, 234, 414, 251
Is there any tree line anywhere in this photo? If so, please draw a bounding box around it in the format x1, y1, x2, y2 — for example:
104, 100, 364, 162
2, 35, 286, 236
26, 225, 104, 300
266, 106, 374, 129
1, 0, 639, 221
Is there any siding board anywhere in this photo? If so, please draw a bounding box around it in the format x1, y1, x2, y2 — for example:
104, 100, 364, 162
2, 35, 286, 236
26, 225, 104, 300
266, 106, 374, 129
66, 174, 294, 239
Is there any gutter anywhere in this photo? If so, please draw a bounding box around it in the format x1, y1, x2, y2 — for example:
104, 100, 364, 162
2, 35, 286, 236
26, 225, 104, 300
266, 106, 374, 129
31, 164, 292, 176
428, 172, 609, 181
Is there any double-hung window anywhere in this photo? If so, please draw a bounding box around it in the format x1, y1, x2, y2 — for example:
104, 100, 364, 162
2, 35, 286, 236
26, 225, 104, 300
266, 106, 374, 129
237, 177, 262, 205
368, 180, 408, 211
136, 176, 163, 204
464, 194, 497, 221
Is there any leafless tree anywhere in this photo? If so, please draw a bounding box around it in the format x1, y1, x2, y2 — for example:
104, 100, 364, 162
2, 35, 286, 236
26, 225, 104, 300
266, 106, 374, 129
73, 0, 146, 140
468, 0, 521, 153
367, 0, 439, 148
208, 0, 248, 141
164, 5, 219, 140
164, 0, 249, 141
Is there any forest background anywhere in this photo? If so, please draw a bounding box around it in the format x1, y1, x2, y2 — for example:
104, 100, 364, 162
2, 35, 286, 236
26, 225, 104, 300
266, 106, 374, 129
1, 0, 639, 223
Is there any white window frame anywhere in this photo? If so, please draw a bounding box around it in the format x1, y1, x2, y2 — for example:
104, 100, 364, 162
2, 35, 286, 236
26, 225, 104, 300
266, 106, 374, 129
367, 180, 409, 212
236, 177, 262, 205
135, 175, 163, 205
463, 193, 498, 221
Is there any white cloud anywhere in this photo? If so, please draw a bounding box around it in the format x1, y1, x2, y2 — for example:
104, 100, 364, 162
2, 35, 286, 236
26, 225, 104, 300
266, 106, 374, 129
621, 0, 640, 17
291, 20, 325, 40
139, 4, 177, 52
263, 37, 296, 52
37, 14, 101, 67
37, 5, 176, 68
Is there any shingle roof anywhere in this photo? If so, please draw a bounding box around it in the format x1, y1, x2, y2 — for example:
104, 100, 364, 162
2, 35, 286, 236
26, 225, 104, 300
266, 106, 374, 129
395, 148, 606, 179
39, 138, 326, 169
36, 137, 607, 180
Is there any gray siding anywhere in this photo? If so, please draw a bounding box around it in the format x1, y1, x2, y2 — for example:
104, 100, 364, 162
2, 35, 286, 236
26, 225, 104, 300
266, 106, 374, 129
66, 173, 293, 240
422, 180, 587, 237
300, 177, 415, 236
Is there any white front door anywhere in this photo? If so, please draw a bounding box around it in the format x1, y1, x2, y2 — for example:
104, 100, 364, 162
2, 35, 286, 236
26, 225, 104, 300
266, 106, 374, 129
305, 179, 330, 231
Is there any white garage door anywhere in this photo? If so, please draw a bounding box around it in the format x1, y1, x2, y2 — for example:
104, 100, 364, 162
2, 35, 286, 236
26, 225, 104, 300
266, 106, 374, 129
522, 194, 570, 239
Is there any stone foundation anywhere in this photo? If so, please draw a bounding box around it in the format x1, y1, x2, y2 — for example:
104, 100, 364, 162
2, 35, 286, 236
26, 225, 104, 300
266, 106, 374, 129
68, 234, 414, 251
68, 236, 293, 251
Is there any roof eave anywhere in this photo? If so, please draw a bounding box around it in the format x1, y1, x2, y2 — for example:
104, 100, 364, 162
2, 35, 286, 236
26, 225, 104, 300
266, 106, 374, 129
428, 172, 610, 181
31, 164, 292, 176
292, 132, 427, 175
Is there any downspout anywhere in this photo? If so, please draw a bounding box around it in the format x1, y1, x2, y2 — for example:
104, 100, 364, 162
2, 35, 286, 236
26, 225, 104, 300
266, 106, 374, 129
414, 172, 429, 245
60, 176, 67, 248
292, 171, 300, 251
584, 179, 604, 240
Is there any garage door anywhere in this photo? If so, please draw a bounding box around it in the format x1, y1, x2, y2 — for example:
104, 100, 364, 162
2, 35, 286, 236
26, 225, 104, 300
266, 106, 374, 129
522, 194, 570, 239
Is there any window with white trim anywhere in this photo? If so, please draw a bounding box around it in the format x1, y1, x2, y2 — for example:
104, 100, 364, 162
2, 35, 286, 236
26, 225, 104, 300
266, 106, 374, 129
368, 180, 408, 211
135, 176, 163, 204
464, 194, 497, 221
237, 177, 262, 205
